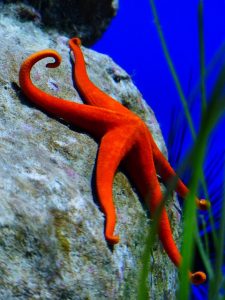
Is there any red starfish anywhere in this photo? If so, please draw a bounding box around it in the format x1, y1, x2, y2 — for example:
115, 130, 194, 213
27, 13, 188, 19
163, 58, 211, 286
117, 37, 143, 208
19, 37, 208, 285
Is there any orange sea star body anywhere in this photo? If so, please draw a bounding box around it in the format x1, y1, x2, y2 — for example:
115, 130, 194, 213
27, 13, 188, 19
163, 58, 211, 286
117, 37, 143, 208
19, 37, 208, 285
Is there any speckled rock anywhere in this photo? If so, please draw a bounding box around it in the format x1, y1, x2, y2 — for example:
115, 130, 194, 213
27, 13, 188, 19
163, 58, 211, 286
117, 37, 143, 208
1, 0, 118, 45
0, 12, 181, 300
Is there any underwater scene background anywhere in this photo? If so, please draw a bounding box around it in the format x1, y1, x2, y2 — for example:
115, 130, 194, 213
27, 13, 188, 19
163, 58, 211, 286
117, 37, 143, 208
93, 0, 225, 299
0, 0, 224, 298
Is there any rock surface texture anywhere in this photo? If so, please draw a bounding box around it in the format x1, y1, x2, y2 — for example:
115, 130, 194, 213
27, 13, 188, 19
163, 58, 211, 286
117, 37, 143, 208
1, 0, 118, 45
0, 7, 180, 300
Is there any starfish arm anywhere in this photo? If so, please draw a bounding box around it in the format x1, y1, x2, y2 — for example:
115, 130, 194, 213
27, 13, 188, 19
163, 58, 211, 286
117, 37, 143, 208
96, 126, 135, 244
159, 210, 207, 285
19, 50, 126, 138
123, 131, 206, 284
69, 38, 129, 114
150, 137, 209, 210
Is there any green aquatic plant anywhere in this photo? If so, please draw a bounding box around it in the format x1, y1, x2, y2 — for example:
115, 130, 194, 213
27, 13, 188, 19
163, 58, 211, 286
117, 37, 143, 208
137, 0, 225, 299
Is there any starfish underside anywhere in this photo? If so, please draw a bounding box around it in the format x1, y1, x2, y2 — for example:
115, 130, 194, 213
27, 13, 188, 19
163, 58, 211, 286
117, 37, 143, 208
19, 37, 208, 285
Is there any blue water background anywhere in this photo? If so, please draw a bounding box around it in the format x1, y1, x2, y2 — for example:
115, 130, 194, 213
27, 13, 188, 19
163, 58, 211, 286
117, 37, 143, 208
92, 0, 225, 298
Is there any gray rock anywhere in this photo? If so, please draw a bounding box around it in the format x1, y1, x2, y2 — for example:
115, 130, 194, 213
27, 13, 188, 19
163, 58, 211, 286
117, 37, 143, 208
1, 0, 118, 45
0, 11, 180, 300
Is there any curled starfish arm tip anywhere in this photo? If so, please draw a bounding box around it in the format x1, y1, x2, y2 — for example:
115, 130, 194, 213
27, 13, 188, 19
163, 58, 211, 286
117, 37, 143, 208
106, 234, 120, 245
19, 49, 62, 88
190, 271, 207, 285
69, 37, 82, 48
45, 51, 62, 69
197, 198, 210, 211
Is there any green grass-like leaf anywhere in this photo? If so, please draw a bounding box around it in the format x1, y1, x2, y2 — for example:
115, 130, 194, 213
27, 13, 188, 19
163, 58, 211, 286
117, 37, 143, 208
198, 0, 207, 112
141, 1, 225, 299
137, 179, 181, 299
209, 163, 225, 299
149, 0, 196, 139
